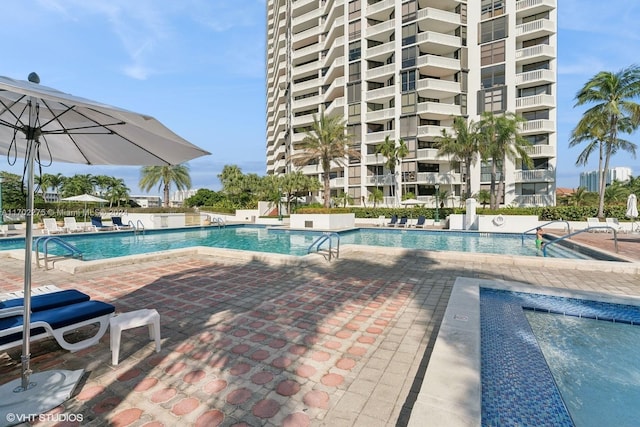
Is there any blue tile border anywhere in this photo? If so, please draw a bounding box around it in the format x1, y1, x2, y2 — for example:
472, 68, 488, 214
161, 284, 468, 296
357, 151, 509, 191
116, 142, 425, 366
481, 288, 640, 426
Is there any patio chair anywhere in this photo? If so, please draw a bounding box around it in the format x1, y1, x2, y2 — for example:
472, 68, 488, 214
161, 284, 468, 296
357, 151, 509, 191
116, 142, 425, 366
43, 218, 67, 235
605, 217, 624, 233
91, 216, 115, 231
64, 217, 85, 233
376, 215, 386, 227
586, 217, 604, 232
0, 293, 115, 352
395, 216, 408, 228
386, 215, 398, 227
413, 215, 426, 228
111, 216, 132, 230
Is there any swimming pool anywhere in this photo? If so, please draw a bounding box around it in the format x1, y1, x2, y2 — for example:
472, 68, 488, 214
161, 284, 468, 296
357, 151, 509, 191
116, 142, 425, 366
483, 288, 640, 427
0, 225, 598, 261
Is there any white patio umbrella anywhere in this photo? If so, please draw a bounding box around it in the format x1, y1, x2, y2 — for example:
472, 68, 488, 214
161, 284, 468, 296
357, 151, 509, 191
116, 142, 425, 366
626, 194, 638, 232
0, 73, 210, 420
61, 193, 109, 223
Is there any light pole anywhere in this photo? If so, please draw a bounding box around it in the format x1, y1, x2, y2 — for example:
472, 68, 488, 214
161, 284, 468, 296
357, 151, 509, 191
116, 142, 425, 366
0, 176, 4, 225
434, 183, 440, 223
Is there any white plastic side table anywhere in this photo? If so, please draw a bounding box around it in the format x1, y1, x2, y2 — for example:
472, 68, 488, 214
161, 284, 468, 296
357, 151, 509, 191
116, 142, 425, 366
110, 308, 161, 365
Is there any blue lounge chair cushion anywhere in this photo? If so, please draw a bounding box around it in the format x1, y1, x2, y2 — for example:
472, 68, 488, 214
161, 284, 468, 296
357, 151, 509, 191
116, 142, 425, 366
0, 300, 115, 346
0, 290, 90, 312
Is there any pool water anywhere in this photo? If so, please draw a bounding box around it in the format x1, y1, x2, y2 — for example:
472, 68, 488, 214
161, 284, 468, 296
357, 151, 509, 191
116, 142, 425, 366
526, 312, 640, 427
0, 225, 591, 261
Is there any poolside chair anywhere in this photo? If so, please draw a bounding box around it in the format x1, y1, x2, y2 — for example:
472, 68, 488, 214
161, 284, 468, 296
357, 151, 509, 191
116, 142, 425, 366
605, 217, 624, 233
0, 291, 115, 352
111, 216, 132, 230
386, 215, 398, 227
91, 216, 115, 231
586, 217, 603, 232
43, 218, 67, 235
64, 217, 85, 233
413, 215, 426, 228
377, 215, 386, 227
395, 216, 408, 228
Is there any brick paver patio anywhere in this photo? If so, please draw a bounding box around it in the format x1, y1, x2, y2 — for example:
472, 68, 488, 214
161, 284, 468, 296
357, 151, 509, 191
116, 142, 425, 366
1, 236, 639, 426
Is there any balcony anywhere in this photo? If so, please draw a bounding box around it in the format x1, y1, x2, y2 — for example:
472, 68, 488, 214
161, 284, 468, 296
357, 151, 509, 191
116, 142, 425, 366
416, 54, 460, 78
366, 174, 394, 186
416, 101, 461, 119
330, 177, 346, 188
520, 119, 555, 134
365, 85, 396, 102
364, 153, 386, 165
293, 43, 321, 61
365, 19, 395, 41
415, 172, 461, 185
516, 0, 556, 17
514, 169, 555, 182
416, 7, 461, 34
292, 7, 322, 29
516, 94, 555, 112
512, 194, 554, 207
365, 107, 396, 122
416, 78, 460, 99
323, 96, 345, 117
524, 144, 556, 158
416, 31, 461, 56
365, 130, 394, 144
366, 0, 395, 21
366, 63, 396, 81
293, 25, 321, 44
516, 19, 555, 41
416, 148, 440, 160
293, 60, 322, 76
292, 77, 321, 95
323, 56, 345, 83
515, 69, 555, 88
515, 44, 555, 66
292, 94, 322, 112
417, 125, 447, 138
365, 41, 395, 60
323, 76, 346, 101
292, 114, 315, 127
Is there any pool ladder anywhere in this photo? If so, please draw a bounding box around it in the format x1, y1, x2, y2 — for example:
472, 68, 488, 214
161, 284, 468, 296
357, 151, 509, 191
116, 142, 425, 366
34, 236, 83, 270
307, 232, 340, 261
212, 217, 226, 227
128, 219, 145, 234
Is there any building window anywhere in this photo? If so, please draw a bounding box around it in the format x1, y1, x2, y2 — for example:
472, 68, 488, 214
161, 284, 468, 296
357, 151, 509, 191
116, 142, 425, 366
349, 62, 361, 82
402, 46, 417, 68
348, 0, 361, 20
521, 182, 548, 195
401, 93, 416, 114
479, 16, 507, 44
400, 116, 417, 138
518, 85, 551, 97
522, 61, 550, 72
348, 103, 361, 122
525, 134, 549, 145
401, 70, 417, 92
481, 64, 505, 88
349, 41, 361, 61
480, 40, 505, 66
481, 0, 504, 19
523, 36, 549, 48
349, 20, 361, 41
479, 86, 506, 114
402, 0, 417, 23
402, 23, 417, 46
347, 83, 361, 103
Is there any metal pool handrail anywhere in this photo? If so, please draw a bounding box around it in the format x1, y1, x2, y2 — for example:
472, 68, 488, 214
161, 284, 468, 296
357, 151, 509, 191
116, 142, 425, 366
307, 232, 340, 261
34, 236, 83, 270
521, 220, 571, 245
542, 226, 618, 257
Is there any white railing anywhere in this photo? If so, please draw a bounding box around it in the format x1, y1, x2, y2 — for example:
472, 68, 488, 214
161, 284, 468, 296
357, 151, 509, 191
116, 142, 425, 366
515, 69, 555, 86
514, 169, 555, 182
515, 19, 555, 38
515, 44, 555, 62
515, 94, 555, 110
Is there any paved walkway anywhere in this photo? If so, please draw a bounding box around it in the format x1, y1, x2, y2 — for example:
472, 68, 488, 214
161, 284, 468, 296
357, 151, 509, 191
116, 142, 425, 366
0, 239, 639, 426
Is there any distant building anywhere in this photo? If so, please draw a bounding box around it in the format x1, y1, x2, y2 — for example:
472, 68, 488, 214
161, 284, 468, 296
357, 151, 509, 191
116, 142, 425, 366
579, 167, 633, 192
170, 189, 199, 207
42, 190, 59, 203
130, 195, 162, 208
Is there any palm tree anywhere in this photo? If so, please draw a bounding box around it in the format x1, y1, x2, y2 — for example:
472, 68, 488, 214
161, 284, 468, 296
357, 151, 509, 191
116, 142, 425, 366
139, 164, 191, 207
218, 165, 245, 204
572, 65, 640, 218
375, 136, 409, 206
435, 116, 480, 199
61, 174, 95, 197
368, 188, 384, 208
475, 189, 491, 209
104, 177, 130, 207
292, 113, 358, 208
478, 112, 531, 210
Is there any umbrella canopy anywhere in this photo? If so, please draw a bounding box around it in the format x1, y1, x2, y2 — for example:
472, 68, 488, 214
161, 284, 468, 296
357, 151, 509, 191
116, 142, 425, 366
0, 73, 209, 410
61, 194, 108, 203
626, 194, 638, 219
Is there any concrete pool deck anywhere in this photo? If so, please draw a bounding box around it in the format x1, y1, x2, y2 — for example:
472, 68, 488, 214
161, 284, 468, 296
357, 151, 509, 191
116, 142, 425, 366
0, 235, 639, 426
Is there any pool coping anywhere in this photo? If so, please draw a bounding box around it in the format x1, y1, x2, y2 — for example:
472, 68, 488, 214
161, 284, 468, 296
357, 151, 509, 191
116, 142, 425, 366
407, 277, 640, 427
1, 242, 639, 275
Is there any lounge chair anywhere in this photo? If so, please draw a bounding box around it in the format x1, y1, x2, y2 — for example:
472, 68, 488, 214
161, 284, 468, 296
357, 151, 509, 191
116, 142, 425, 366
395, 216, 408, 228
43, 218, 67, 235
64, 216, 85, 233
586, 217, 605, 232
111, 216, 132, 230
91, 216, 115, 231
0, 292, 115, 352
605, 217, 624, 233
376, 215, 386, 227
386, 215, 398, 227
413, 215, 426, 228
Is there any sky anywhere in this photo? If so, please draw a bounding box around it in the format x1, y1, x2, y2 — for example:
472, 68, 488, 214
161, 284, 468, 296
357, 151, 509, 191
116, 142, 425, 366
0, 0, 639, 197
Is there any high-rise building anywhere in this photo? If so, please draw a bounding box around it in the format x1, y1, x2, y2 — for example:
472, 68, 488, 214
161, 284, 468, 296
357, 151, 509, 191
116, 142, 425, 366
265, 0, 557, 207
579, 167, 633, 192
